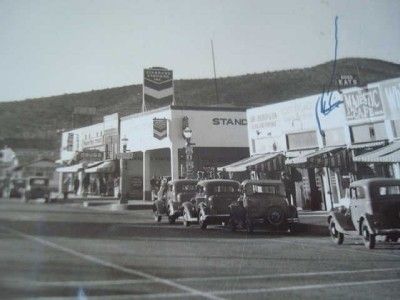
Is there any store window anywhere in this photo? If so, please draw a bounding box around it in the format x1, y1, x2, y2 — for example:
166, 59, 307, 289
324, 128, 346, 147
350, 122, 387, 143
286, 131, 318, 150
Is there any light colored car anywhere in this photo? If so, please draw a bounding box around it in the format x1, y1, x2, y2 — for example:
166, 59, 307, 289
328, 178, 400, 249
152, 179, 198, 224
183, 179, 240, 230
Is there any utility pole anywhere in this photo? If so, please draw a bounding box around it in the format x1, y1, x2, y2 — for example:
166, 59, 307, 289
211, 39, 220, 104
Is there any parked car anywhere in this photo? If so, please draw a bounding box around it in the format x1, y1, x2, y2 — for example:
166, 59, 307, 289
328, 178, 400, 249
23, 177, 50, 203
184, 179, 240, 230
153, 179, 198, 224
230, 180, 298, 233
9, 178, 26, 198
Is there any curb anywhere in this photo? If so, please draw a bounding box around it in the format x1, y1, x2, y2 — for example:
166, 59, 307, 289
296, 223, 329, 236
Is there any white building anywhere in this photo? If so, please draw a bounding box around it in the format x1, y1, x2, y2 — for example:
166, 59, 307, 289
224, 77, 400, 211
119, 105, 249, 200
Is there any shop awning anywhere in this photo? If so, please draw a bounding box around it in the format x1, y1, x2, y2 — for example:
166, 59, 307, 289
285, 150, 316, 166
349, 141, 387, 149
286, 146, 346, 168
353, 141, 400, 163
56, 163, 85, 173
84, 160, 115, 173
218, 152, 284, 173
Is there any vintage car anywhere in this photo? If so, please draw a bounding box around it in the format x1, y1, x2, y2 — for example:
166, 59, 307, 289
229, 180, 298, 233
9, 178, 26, 198
328, 178, 400, 249
183, 179, 240, 230
152, 179, 198, 224
23, 177, 50, 203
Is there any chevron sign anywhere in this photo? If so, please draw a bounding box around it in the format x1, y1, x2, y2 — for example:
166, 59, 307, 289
153, 118, 168, 140
143, 67, 174, 110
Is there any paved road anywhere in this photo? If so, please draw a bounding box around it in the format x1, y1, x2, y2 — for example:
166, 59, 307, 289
0, 199, 399, 299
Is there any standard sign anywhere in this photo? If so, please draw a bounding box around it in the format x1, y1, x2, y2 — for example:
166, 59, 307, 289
143, 67, 174, 110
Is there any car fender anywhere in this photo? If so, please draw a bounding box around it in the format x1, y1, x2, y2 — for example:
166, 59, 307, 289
362, 214, 375, 235
182, 201, 197, 219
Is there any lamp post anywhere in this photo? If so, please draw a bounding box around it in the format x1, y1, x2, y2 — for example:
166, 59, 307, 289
119, 136, 129, 204
183, 127, 195, 179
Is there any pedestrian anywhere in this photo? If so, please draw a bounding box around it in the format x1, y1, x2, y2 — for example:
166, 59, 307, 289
62, 175, 71, 200
82, 175, 90, 197
73, 177, 80, 195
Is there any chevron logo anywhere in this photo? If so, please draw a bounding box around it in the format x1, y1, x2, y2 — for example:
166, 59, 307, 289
153, 118, 168, 140
143, 67, 174, 109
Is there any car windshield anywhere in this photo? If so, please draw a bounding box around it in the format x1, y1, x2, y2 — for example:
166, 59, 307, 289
30, 179, 48, 186
213, 185, 238, 193
246, 184, 278, 195
377, 185, 400, 197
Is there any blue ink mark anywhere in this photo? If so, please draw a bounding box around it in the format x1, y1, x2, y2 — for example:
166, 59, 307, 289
77, 287, 87, 300
315, 16, 344, 137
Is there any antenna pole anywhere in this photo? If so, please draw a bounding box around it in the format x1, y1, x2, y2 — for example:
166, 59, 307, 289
211, 39, 219, 104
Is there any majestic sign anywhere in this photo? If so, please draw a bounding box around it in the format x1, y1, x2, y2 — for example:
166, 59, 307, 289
343, 87, 384, 121
143, 67, 174, 110
153, 118, 168, 140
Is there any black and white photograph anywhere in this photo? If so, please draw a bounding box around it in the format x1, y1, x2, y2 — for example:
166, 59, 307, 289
0, 0, 400, 299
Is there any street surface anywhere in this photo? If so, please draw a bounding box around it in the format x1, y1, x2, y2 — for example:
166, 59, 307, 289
0, 199, 399, 299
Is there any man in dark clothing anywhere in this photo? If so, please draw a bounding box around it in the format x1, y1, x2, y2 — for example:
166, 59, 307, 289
73, 178, 79, 195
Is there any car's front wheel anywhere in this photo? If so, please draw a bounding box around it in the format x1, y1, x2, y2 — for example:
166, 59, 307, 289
329, 219, 344, 245
362, 223, 375, 249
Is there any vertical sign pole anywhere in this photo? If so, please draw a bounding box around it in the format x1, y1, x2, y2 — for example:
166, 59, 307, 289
142, 69, 146, 112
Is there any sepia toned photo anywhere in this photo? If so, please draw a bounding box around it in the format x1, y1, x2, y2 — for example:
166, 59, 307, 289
0, 0, 399, 299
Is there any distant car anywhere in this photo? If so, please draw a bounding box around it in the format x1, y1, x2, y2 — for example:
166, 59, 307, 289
184, 179, 240, 230
230, 180, 298, 233
153, 179, 198, 224
9, 178, 26, 198
328, 178, 400, 249
23, 177, 50, 203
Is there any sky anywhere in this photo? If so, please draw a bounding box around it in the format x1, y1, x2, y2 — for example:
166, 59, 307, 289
0, 0, 399, 102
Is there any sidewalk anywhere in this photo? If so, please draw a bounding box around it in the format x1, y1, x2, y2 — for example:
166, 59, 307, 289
297, 210, 329, 235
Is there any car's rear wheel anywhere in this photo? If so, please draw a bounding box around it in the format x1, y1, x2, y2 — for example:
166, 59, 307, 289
362, 223, 375, 249
199, 210, 207, 230
329, 219, 344, 245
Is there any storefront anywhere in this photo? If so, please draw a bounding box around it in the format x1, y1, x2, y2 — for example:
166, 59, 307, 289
57, 114, 120, 197
119, 105, 249, 200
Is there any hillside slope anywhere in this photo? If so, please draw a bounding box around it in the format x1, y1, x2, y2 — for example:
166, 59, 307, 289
1, 57, 399, 150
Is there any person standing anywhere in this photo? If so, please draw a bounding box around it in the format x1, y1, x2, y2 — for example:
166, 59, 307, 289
73, 177, 80, 195
62, 175, 71, 200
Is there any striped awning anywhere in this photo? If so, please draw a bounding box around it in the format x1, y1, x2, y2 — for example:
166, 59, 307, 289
286, 146, 347, 168
353, 141, 400, 163
349, 140, 387, 149
218, 152, 284, 173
